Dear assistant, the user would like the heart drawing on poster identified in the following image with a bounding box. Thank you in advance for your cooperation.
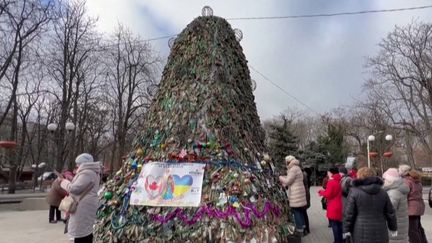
[145,175,163,199]
[172,175,193,197]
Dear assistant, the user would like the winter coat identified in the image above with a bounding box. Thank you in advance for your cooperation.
[343,177,397,243]
[61,162,100,238]
[404,176,425,216]
[383,178,410,243]
[46,179,67,207]
[319,173,343,221]
[279,160,307,208]
[340,175,352,208]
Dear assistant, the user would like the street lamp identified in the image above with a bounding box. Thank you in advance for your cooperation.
[65,122,75,132]
[31,162,46,191]
[385,134,393,142]
[367,135,375,168]
[47,123,58,132]
[48,122,75,133]
[47,121,75,170]
[367,134,393,168]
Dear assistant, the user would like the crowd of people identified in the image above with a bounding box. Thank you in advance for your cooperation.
[44,152,431,243]
[45,153,101,243]
[279,155,432,243]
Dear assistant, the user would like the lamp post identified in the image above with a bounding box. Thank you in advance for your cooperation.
[31,162,46,191]
[367,134,393,169]
[47,122,75,170]
[367,135,375,168]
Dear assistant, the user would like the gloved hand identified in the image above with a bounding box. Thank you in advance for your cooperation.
[390,231,398,237]
[343,232,351,239]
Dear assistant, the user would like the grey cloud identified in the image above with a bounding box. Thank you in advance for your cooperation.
[87,0,432,120]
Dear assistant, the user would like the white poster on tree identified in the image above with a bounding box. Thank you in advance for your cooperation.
[130,162,205,207]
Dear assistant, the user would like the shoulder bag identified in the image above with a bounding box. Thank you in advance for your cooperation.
[59,183,93,213]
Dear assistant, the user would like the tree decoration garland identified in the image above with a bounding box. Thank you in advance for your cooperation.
[150,201,281,227]
[94,8,295,243]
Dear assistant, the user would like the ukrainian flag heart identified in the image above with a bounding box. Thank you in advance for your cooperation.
[172,175,193,197]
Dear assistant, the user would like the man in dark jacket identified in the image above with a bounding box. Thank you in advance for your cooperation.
[429,187,432,208]
[343,167,397,243]
[301,168,311,235]
[339,167,351,209]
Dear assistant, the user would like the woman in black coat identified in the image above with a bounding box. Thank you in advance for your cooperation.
[343,167,397,243]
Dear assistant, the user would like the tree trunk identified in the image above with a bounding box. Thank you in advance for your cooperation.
[8,96,18,194]
[114,132,126,172]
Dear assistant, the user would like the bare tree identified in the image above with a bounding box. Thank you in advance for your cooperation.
[0,0,52,128]
[104,24,159,171]
[45,0,99,170]
[366,21,432,166]
[0,0,52,193]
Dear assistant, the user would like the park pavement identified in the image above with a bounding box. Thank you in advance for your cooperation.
[0,187,430,243]
[303,187,432,243]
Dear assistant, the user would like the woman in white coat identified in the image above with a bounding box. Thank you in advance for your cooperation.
[60,153,100,243]
[279,155,307,234]
[382,168,409,243]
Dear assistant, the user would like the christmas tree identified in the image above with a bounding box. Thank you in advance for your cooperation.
[94,7,294,243]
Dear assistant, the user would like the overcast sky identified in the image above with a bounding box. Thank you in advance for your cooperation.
[85,0,432,120]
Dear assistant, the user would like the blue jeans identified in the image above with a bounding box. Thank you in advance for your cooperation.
[329,220,344,243]
[291,207,305,231]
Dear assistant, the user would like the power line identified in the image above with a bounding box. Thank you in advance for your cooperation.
[137,34,177,43]
[249,65,319,114]
[227,5,432,20]
[72,5,432,47]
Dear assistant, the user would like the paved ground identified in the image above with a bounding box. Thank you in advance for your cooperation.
[0,187,430,242]
[303,187,432,243]
[0,210,70,243]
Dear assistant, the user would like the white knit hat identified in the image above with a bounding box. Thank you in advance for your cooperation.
[285,155,296,163]
[398,164,411,176]
[383,168,400,182]
[75,153,95,164]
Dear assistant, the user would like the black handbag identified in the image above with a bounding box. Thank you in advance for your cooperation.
[321,197,327,210]
[64,218,69,234]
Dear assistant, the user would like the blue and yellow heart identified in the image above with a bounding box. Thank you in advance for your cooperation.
[172,175,193,197]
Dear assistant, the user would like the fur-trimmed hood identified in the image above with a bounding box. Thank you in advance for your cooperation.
[287,159,300,169]
[76,162,101,174]
[352,176,383,195]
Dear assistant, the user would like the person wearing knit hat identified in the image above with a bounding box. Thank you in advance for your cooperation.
[398,164,411,177]
[59,153,100,242]
[383,168,409,243]
[339,167,352,209]
[319,167,343,243]
[383,168,401,182]
[279,154,307,235]
[405,170,428,243]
